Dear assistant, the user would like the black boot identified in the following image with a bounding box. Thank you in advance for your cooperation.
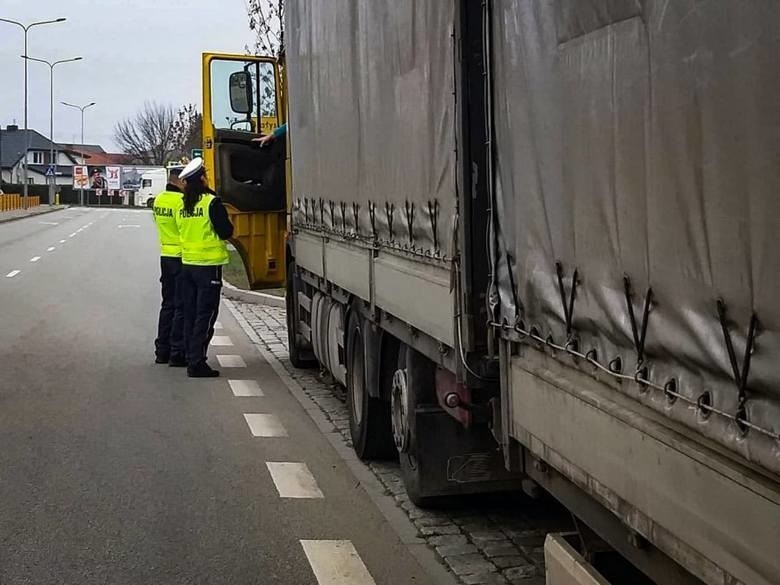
[168,355,187,368]
[155,354,169,364]
[187,362,220,378]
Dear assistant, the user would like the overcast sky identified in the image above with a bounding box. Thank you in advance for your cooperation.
[0,0,254,150]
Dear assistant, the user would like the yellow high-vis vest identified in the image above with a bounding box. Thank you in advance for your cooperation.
[177,193,229,266]
[153,190,184,258]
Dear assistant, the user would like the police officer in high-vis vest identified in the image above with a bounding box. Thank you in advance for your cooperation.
[176,158,234,378]
[153,168,186,367]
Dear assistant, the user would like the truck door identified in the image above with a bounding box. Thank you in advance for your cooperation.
[202,52,286,289]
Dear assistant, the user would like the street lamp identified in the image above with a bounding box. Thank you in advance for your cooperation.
[0,17,66,208]
[61,101,96,206]
[23,55,82,205]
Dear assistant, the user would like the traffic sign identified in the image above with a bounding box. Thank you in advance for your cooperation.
[191,148,203,159]
[45,165,56,177]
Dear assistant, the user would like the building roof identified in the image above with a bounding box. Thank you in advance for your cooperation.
[0,127,58,168]
[84,152,138,165]
[58,143,105,155]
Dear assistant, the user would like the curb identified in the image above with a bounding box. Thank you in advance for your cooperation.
[0,205,70,225]
[221,280,285,307]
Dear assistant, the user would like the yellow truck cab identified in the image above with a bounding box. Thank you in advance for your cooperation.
[201,52,287,289]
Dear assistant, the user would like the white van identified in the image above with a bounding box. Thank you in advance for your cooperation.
[136,164,185,207]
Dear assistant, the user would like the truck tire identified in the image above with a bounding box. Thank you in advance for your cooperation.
[346,310,395,459]
[286,261,316,369]
[392,344,438,507]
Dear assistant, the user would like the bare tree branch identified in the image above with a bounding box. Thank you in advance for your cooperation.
[113,102,179,165]
[246,0,284,57]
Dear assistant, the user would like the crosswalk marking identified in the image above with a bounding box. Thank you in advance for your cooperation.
[210,336,234,346]
[300,540,376,585]
[228,379,264,397]
[5,270,20,278]
[266,462,323,498]
[243,413,287,437]
[216,354,246,368]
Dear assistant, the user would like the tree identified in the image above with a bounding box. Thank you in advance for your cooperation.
[247,0,284,57]
[114,102,178,165]
[171,104,202,160]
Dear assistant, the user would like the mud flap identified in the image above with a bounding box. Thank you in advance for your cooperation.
[404,405,523,499]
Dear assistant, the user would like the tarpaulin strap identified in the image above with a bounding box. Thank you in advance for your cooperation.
[385,202,395,240]
[339,201,347,231]
[623,276,653,366]
[318,198,325,224]
[352,203,360,234]
[716,300,758,425]
[404,201,415,245]
[368,202,377,237]
[555,262,578,338]
[428,200,440,251]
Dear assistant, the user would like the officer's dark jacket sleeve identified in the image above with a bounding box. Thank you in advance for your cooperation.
[208,197,234,240]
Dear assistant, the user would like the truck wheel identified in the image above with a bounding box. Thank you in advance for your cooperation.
[392,344,437,507]
[286,261,316,369]
[346,310,395,459]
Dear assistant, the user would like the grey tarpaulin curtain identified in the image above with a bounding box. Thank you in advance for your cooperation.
[285,0,456,261]
[492,0,780,474]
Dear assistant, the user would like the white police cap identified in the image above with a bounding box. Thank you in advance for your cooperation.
[179,157,204,180]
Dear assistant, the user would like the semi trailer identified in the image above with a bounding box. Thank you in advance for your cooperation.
[205,1,780,584]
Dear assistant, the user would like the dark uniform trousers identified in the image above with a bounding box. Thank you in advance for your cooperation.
[180,265,222,367]
[155,256,184,360]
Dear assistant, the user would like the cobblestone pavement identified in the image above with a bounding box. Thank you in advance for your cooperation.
[234,301,573,585]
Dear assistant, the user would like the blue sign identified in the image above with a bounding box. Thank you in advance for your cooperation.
[45,165,56,177]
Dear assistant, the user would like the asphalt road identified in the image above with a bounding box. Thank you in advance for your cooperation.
[0,207,439,585]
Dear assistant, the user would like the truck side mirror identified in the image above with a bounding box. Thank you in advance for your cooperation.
[229,71,253,114]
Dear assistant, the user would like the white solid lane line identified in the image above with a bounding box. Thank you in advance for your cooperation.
[29,256,40,263]
[6,270,20,278]
[266,462,324,499]
[47,247,56,252]
[216,354,246,368]
[210,336,234,347]
[228,379,264,397]
[300,540,376,585]
[243,413,287,437]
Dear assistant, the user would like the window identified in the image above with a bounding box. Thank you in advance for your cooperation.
[210,58,277,134]
[142,179,152,188]
[32,151,43,164]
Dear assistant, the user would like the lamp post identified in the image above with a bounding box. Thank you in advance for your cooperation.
[23,55,82,205]
[61,101,95,206]
[0,17,66,208]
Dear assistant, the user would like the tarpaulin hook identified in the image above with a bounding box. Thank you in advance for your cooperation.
[623,276,653,365]
[716,299,758,424]
[555,262,578,338]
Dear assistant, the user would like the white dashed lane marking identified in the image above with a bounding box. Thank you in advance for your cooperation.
[5,270,20,278]
[243,413,287,437]
[69,233,76,238]
[210,336,233,347]
[59,239,66,243]
[214,321,224,329]
[29,256,40,263]
[47,247,56,252]
[38,221,59,225]
[266,462,323,499]
[228,379,264,397]
[300,540,376,585]
[216,355,246,368]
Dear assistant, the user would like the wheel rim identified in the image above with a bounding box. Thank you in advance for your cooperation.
[391,367,410,453]
[350,333,364,427]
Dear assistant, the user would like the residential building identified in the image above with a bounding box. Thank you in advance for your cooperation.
[0,125,79,185]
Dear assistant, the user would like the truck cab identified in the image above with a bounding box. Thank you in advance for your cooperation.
[201,52,287,289]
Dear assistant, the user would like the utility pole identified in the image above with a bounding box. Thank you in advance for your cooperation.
[23,55,82,205]
[61,101,95,206]
[0,17,66,208]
